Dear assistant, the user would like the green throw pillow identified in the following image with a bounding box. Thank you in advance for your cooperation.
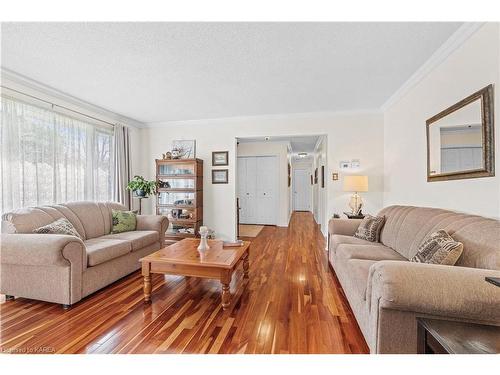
[111,210,137,233]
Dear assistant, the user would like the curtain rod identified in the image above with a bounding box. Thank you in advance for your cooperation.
[1,85,116,127]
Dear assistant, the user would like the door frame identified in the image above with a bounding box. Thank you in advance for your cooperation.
[236,154,280,226]
[292,168,312,212]
[234,134,328,242]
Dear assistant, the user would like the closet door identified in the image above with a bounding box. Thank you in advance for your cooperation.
[256,156,278,225]
[238,156,258,224]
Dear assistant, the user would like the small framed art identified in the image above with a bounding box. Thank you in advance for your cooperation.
[212,151,229,166]
[172,140,196,159]
[212,169,228,184]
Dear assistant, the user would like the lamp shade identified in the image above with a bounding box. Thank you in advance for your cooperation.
[343,175,368,192]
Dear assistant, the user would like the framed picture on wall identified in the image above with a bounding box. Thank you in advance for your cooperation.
[212,169,228,184]
[321,166,325,188]
[314,168,318,184]
[172,140,196,159]
[288,163,291,187]
[310,175,313,185]
[212,151,229,166]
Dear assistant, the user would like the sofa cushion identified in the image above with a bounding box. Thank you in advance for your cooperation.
[63,201,108,240]
[330,234,383,255]
[101,230,159,251]
[85,238,132,266]
[111,209,137,233]
[2,207,60,234]
[345,259,377,301]
[354,214,385,242]
[33,218,83,240]
[377,205,500,270]
[337,243,406,262]
[411,230,463,265]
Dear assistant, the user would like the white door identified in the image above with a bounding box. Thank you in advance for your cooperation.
[237,156,278,225]
[238,157,257,223]
[293,169,311,211]
[256,156,278,224]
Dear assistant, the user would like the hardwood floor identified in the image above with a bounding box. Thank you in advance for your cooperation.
[0,212,368,354]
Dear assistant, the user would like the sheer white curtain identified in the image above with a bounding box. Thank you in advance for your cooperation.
[0,96,114,214]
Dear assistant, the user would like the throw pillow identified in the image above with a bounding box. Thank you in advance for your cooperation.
[354,214,385,242]
[411,230,463,266]
[111,209,137,233]
[33,218,82,239]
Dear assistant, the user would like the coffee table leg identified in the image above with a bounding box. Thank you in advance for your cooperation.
[221,270,232,310]
[221,283,231,309]
[243,249,250,279]
[142,262,152,303]
[144,276,152,303]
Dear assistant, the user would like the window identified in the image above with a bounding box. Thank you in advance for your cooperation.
[0,96,114,213]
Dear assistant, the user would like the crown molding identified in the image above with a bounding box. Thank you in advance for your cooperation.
[1,68,146,128]
[144,108,382,128]
[381,22,485,112]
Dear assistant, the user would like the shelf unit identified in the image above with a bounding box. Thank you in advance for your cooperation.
[155,158,203,242]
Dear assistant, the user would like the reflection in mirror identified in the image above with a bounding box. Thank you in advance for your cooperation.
[428,99,483,175]
[426,84,494,182]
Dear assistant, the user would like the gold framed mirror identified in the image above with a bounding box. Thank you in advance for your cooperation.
[426,84,495,182]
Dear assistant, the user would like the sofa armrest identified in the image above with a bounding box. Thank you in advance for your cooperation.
[136,215,169,245]
[328,218,362,236]
[369,260,500,323]
[1,233,86,304]
[0,233,86,268]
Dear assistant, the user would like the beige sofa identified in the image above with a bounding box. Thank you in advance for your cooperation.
[329,205,500,354]
[1,201,168,308]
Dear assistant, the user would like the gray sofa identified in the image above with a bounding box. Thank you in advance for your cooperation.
[1,201,168,308]
[329,205,500,354]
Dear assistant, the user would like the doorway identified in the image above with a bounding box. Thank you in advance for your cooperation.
[293,169,311,211]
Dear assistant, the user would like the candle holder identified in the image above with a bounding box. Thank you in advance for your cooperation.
[197,226,210,256]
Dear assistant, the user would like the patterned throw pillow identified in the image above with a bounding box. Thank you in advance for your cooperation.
[111,209,137,234]
[411,230,463,265]
[33,218,82,239]
[354,214,385,242]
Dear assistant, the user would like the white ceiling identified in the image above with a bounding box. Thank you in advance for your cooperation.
[1,22,462,124]
[238,135,320,153]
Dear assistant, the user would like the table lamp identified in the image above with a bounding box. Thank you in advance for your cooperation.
[343,175,368,215]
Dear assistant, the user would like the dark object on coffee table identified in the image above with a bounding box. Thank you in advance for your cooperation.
[485,277,500,287]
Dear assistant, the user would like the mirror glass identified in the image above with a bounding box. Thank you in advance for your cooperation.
[428,99,483,176]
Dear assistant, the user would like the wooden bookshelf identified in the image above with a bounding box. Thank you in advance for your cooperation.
[155,158,203,242]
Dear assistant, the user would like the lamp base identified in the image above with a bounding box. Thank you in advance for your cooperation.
[348,193,363,215]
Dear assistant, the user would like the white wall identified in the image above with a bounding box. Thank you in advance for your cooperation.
[383,23,500,218]
[236,141,290,227]
[140,111,385,241]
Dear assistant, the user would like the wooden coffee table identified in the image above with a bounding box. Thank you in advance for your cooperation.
[139,239,251,310]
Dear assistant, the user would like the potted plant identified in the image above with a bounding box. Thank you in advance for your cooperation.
[126,175,157,197]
